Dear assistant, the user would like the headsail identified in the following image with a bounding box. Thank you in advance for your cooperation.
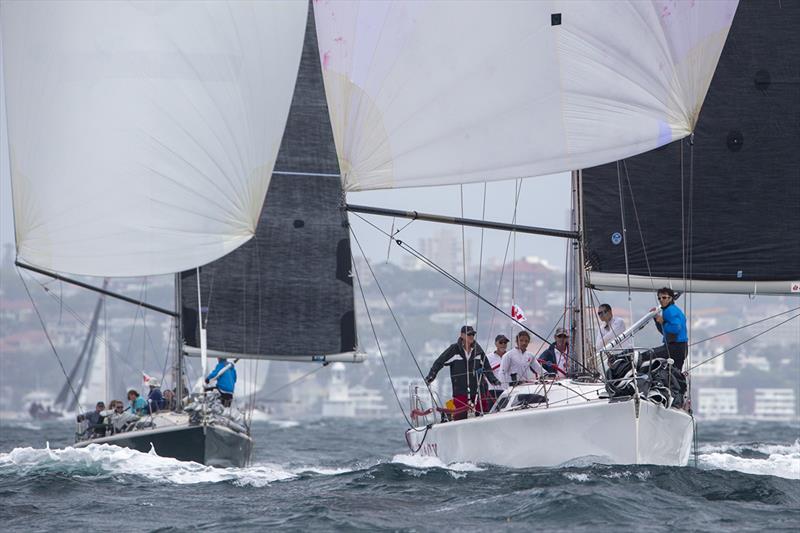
[583,1,800,294]
[314,0,737,191]
[1,1,306,277]
[181,6,359,363]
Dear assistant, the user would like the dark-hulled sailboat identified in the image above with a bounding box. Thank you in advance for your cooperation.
[3,2,360,467]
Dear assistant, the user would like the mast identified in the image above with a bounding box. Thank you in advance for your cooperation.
[173,273,184,410]
[570,170,587,372]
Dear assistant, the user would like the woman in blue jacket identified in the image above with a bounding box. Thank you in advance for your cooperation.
[648,287,688,369]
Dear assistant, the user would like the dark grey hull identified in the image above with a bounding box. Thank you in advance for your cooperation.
[75,423,252,468]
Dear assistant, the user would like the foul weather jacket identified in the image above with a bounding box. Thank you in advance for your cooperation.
[426,340,500,397]
[655,302,688,344]
[207,360,237,394]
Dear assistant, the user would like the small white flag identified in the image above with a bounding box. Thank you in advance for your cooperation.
[511,303,527,322]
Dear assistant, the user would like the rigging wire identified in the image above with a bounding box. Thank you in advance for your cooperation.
[689,305,800,346]
[17,268,84,413]
[460,184,469,328]
[349,226,439,405]
[259,363,329,402]
[686,311,800,372]
[475,182,488,334]
[349,239,418,428]
[351,212,598,377]
[484,179,524,348]
[29,273,142,376]
[616,161,635,324]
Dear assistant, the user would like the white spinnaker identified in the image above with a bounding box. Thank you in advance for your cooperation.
[1,1,306,277]
[314,0,737,192]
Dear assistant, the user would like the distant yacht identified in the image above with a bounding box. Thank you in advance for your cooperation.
[322,363,388,419]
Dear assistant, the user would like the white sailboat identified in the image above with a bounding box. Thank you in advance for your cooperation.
[311,0,746,467]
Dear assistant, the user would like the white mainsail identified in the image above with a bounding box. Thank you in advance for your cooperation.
[1,1,307,277]
[314,0,737,191]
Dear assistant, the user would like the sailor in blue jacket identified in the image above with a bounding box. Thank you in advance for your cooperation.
[647,287,688,369]
[206,357,237,407]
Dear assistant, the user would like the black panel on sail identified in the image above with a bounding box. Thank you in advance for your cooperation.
[181,4,356,359]
[582,2,800,283]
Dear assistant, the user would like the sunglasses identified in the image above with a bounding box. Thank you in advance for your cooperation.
[658,296,671,300]
[597,310,608,316]
[497,340,508,344]
[466,332,476,336]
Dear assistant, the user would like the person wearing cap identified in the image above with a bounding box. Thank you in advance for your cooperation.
[595,304,629,352]
[500,331,544,386]
[540,327,570,379]
[485,334,510,408]
[146,377,165,413]
[425,325,501,420]
[77,401,107,438]
[645,287,688,369]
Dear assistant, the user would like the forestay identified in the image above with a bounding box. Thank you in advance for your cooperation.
[181,7,358,363]
[583,1,800,294]
[1,1,306,277]
[314,0,738,192]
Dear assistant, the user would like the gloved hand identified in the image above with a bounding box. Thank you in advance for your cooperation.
[424,376,434,385]
[204,378,209,384]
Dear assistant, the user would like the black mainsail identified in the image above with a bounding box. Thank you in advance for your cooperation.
[181,5,358,362]
[582,1,800,294]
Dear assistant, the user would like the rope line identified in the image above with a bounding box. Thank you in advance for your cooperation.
[17,268,84,413]
[349,226,437,404]
[689,306,800,347]
[687,311,800,372]
[259,363,328,401]
[350,239,417,428]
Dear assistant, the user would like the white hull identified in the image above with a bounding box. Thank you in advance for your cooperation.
[407,381,693,467]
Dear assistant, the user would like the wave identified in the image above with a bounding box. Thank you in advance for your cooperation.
[0,443,354,487]
[694,439,799,480]
[390,453,484,474]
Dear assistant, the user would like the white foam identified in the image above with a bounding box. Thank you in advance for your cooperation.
[266,420,301,429]
[0,444,302,487]
[697,440,800,456]
[391,453,484,472]
[699,451,800,480]
[564,472,590,482]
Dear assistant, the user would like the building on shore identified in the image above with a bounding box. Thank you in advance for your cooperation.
[696,388,738,420]
[753,388,796,421]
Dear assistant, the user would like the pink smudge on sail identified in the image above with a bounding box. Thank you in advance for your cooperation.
[322,51,331,71]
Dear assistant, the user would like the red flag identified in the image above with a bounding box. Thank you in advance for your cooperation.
[511,303,527,322]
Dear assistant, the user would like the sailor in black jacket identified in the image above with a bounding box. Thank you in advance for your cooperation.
[425,325,501,419]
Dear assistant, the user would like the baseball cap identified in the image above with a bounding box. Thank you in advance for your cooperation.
[460,325,476,335]
[555,327,569,337]
[495,334,509,343]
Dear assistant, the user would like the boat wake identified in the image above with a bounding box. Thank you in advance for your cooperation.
[0,443,353,487]
[390,453,484,476]
[697,440,800,480]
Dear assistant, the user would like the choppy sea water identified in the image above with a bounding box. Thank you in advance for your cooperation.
[1,417,798,532]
